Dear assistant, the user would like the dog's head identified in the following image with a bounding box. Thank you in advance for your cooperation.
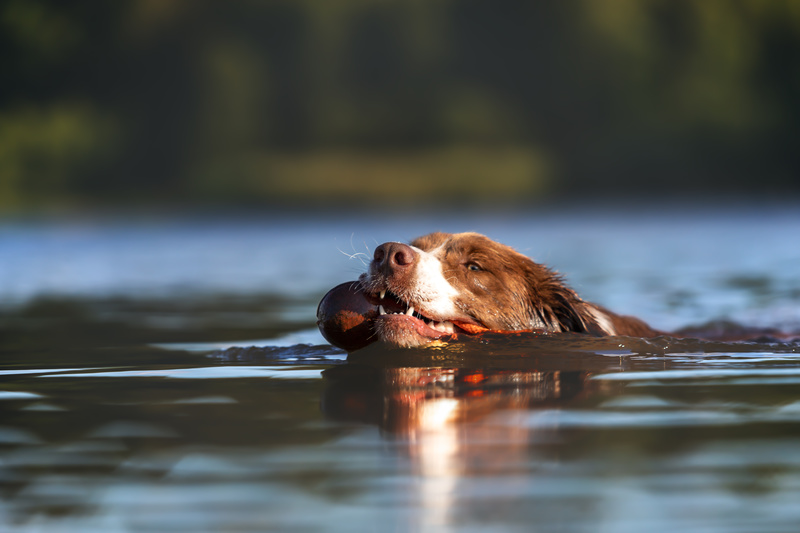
[358,232,597,347]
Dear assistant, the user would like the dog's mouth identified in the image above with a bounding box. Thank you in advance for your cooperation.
[365,289,488,344]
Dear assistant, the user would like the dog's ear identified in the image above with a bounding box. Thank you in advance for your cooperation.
[550,291,608,335]
[550,289,596,334]
[522,263,604,334]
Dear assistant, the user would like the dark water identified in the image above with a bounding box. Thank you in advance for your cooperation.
[2,203,800,532]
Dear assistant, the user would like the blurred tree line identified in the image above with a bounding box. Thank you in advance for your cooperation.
[1,0,799,210]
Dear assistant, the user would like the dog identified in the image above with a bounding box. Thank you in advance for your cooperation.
[358,232,662,347]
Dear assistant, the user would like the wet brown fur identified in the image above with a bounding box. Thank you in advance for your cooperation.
[410,232,662,337]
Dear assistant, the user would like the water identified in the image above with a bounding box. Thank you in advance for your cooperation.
[1,202,800,532]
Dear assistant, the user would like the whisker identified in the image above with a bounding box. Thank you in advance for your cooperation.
[330,233,374,267]
[354,233,370,259]
[337,247,371,266]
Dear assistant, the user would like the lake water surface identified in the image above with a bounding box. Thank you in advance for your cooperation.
[1,202,800,532]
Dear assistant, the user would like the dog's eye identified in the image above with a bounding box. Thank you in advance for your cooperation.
[466,263,482,272]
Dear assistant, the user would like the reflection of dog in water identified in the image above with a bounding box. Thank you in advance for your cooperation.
[321,365,595,527]
[322,365,589,435]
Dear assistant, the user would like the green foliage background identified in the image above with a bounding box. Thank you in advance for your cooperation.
[2,0,799,209]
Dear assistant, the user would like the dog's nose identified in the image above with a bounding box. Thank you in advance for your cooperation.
[373,242,417,274]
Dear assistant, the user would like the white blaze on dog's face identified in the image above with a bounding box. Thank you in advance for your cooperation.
[393,242,461,317]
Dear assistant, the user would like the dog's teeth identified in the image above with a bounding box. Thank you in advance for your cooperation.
[432,321,455,333]
[406,306,415,316]
[379,290,386,300]
[379,305,386,315]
